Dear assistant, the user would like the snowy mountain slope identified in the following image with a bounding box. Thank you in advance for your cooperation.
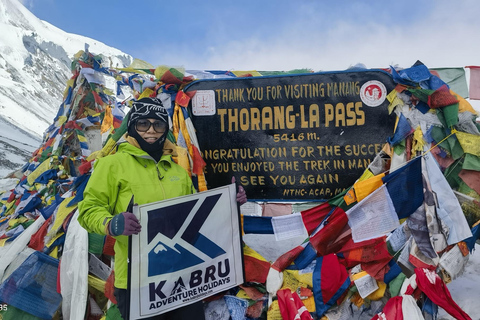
[0,0,133,177]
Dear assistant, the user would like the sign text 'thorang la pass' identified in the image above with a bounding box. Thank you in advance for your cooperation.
[185,70,396,200]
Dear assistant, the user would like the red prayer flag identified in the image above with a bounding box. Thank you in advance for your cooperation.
[414,268,471,320]
[301,202,332,234]
[176,90,191,107]
[309,207,350,256]
[466,66,480,100]
[427,84,459,108]
[243,254,270,283]
[459,169,480,195]
[277,289,313,320]
[371,296,403,320]
[272,244,306,271]
[191,145,207,175]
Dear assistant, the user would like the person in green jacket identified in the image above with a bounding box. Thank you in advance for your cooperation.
[78,97,246,320]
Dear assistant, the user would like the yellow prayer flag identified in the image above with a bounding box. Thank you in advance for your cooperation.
[235,289,250,300]
[283,269,313,289]
[243,244,268,262]
[88,275,106,293]
[197,172,208,192]
[367,281,387,301]
[358,169,374,182]
[27,158,52,185]
[73,50,84,59]
[57,115,68,125]
[456,131,480,157]
[101,106,113,134]
[117,58,154,74]
[353,173,386,202]
[303,296,316,313]
[231,70,262,77]
[77,134,88,143]
[45,196,76,239]
[49,246,59,259]
[46,231,65,248]
[267,300,283,320]
[154,65,170,80]
[63,78,75,98]
[174,146,191,177]
[412,126,426,153]
[9,216,27,227]
[344,188,357,205]
[138,88,155,100]
[387,90,403,115]
[453,90,478,115]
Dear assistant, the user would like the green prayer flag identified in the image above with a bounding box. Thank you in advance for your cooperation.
[430,68,469,98]
[462,154,480,172]
[444,158,464,189]
[441,103,459,127]
[388,273,407,297]
[409,88,435,103]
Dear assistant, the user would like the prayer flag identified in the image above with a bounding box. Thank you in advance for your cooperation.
[427,85,459,108]
[243,245,270,283]
[424,154,472,244]
[383,157,423,219]
[346,185,399,242]
[414,268,472,320]
[430,68,469,98]
[277,289,313,320]
[459,169,480,197]
[312,254,350,317]
[371,296,403,320]
[353,173,385,202]
[456,131,480,157]
[387,113,413,146]
[300,202,332,235]
[466,66,480,100]
[309,207,350,255]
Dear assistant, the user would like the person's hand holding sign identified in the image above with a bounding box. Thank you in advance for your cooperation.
[108,212,142,236]
[232,176,247,205]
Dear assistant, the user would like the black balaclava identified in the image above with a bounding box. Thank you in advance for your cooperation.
[127,97,169,162]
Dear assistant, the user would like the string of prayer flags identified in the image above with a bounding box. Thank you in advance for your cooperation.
[2,48,480,320]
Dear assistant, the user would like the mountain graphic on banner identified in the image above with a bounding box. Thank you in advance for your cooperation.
[147,195,226,276]
[148,241,204,276]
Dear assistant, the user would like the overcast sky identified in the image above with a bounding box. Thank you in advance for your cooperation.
[21,0,480,73]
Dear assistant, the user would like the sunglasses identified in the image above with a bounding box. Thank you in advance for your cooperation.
[135,119,167,133]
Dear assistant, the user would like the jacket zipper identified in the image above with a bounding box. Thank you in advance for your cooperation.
[155,165,167,199]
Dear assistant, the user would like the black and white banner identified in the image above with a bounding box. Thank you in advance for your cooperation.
[128,184,244,319]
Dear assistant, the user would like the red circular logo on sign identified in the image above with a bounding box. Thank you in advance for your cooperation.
[360,80,387,107]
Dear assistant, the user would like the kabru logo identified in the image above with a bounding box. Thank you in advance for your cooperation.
[146,194,226,276]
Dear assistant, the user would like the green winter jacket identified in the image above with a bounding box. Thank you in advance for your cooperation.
[78,137,194,289]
